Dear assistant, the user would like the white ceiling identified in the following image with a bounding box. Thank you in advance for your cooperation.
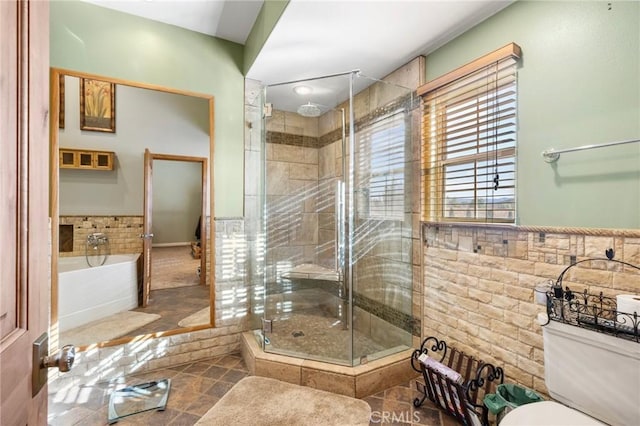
[87,0,514,112]
[86,0,265,45]
[250,0,513,112]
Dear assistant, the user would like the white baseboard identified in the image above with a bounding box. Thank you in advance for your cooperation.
[152,242,191,248]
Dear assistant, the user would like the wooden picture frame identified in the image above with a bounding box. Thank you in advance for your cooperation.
[80,78,115,132]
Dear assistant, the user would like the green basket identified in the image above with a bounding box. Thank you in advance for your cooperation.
[484,383,544,415]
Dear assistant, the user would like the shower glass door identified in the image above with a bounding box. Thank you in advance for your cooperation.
[262,73,353,365]
[261,71,414,366]
[350,73,415,363]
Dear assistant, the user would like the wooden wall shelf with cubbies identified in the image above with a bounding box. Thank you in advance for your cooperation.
[59,148,115,170]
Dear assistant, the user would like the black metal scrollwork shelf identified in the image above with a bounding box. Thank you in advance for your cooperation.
[542,250,640,343]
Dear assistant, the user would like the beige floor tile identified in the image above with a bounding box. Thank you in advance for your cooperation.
[49,355,448,426]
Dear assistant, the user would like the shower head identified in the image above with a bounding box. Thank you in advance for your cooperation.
[297,102,322,117]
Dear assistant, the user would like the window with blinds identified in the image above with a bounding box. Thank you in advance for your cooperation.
[421,45,520,223]
[356,110,407,220]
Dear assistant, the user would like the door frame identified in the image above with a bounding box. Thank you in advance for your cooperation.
[49,68,216,350]
[142,151,208,307]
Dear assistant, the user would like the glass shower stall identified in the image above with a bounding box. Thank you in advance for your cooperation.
[258,71,414,366]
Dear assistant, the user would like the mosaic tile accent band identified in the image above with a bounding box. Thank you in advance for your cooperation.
[269,92,418,149]
[266,131,318,148]
[354,292,420,337]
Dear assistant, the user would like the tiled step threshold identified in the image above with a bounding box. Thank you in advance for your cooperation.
[240,331,417,398]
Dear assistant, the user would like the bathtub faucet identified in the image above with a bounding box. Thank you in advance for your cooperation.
[85,233,110,268]
[87,233,108,246]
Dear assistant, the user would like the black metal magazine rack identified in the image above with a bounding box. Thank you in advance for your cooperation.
[411,336,503,426]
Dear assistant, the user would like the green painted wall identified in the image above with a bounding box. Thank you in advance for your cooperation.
[58,76,210,217]
[243,0,289,75]
[50,1,245,218]
[426,1,640,229]
[153,160,203,244]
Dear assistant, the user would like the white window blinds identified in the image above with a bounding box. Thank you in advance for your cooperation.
[422,50,519,223]
[356,110,407,220]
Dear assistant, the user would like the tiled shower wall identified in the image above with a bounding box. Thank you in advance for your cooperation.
[422,224,640,396]
[262,58,426,345]
[264,108,344,271]
[339,60,424,342]
[265,124,321,274]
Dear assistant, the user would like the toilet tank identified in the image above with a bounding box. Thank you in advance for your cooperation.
[543,319,640,426]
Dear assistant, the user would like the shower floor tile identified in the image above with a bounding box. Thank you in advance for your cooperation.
[263,287,401,363]
[265,307,387,363]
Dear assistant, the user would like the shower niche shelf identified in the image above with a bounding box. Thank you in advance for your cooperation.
[59,148,114,170]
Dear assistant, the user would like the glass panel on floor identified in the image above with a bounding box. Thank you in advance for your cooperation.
[107,379,171,424]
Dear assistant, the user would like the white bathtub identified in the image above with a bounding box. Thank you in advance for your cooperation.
[58,254,140,332]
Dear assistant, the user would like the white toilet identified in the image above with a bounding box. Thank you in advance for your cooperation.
[500,400,605,425]
[500,316,640,426]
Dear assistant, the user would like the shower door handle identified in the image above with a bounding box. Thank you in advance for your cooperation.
[335,180,344,273]
[139,233,154,239]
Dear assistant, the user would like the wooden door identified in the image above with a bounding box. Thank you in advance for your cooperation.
[142,149,154,307]
[142,151,208,306]
[0,1,51,424]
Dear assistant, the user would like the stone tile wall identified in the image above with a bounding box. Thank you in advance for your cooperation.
[213,218,250,327]
[58,215,144,257]
[316,132,341,269]
[59,214,213,285]
[341,59,424,343]
[265,140,321,276]
[422,223,640,395]
[263,58,426,347]
[51,324,243,389]
[265,100,322,278]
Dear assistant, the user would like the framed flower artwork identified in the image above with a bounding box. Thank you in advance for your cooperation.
[80,78,115,132]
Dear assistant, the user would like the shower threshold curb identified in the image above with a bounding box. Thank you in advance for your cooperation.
[240,331,417,398]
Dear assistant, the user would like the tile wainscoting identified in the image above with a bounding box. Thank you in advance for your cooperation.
[422,223,640,395]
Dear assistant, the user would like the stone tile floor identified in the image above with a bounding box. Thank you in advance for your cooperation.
[48,353,457,426]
